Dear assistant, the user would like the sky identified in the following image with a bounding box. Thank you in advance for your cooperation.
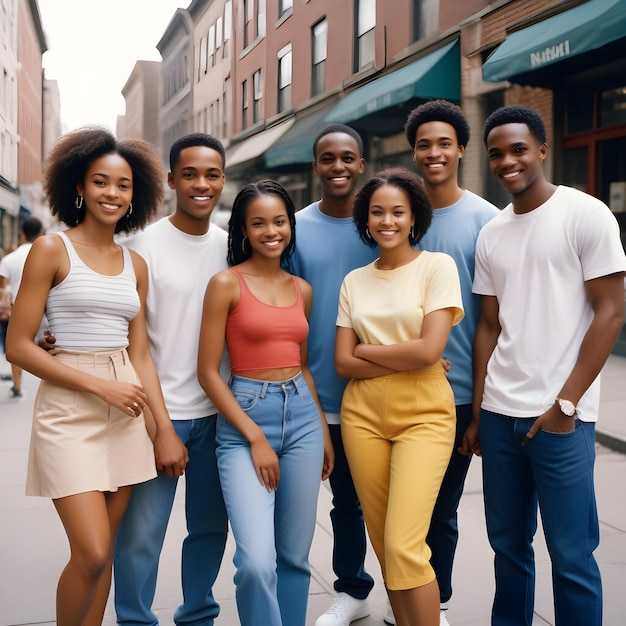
[38,0,186,133]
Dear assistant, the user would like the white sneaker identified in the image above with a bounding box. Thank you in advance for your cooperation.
[315,593,371,625]
[383,599,396,624]
[440,610,451,626]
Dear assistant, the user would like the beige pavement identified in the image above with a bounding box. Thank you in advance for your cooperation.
[1,354,626,625]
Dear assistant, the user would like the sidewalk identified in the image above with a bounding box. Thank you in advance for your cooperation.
[1,353,626,626]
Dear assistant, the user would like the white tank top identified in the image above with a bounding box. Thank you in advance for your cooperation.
[46,231,140,350]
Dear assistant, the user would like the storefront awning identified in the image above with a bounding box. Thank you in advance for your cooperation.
[264,108,331,170]
[482,0,626,83]
[226,118,295,169]
[324,39,460,130]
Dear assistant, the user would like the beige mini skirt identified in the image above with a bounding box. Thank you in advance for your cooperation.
[26,349,156,499]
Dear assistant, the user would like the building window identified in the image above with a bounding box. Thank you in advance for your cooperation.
[199,36,207,78]
[223,89,229,138]
[242,79,249,129]
[257,0,266,38]
[311,18,327,97]
[412,0,439,41]
[208,25,216,67]
[224,1,232,56]
[278,43,292,113]
[216,16,223,53]
[356,0,375,70]
[279,0,293,17]
[244,0,253,47]
[253,69,262,123]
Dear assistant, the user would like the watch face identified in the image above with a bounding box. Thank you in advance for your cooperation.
[559,399,576,416]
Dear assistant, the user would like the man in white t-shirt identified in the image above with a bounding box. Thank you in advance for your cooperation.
[0,217,43,397]
[462,106,626,626]
[113,134,230,626]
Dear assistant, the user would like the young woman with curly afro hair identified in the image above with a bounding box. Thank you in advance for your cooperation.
[6,126,188,626]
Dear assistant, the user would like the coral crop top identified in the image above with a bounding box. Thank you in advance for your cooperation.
[225,269,309,374]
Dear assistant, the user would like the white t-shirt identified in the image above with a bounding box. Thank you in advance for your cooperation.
[473,185,626,422]
[126,218,230,421]
[0,243,33,302]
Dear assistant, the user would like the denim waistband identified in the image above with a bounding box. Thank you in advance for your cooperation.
[229,371,307,399]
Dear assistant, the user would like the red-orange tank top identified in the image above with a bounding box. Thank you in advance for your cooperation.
[225,269,309,374]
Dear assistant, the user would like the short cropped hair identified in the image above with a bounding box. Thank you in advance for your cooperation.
[21,217,43,240]
[483,105,547,146]
[404,100,470,149]
[169,133,226,172]
[44,126,164,234]
[353,167,432,247]
[227,180,297,266]
[313,124,364,160]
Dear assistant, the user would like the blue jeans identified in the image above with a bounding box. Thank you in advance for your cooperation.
[427,403,473,604]
[114,417,227,626]
[480,410,602,626]
[328,423,375,599]
[217,372,324,626]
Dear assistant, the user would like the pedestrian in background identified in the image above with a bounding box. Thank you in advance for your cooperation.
[198,180,333,626]
[285,124,379,626]
[335,168,463,626]
[6,127,186,626]
[401,100,499,626]
[464,105,626,626]
[113,133,229,626]
[0,217,45,397]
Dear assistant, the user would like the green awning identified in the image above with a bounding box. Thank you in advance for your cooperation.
[264,108,331,169]
[325,39,460,127]
[483,0,626,83]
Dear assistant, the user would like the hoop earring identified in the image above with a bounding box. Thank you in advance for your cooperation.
[75,196,83,209]
[410,226,416,240]
[127,202,133,216]
[366,227,372,240]
[241,237,248,254]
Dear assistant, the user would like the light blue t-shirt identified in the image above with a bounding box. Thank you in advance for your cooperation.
[285,202,378,415]
[417,190,499,405]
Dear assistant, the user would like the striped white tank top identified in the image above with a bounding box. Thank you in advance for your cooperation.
[46,231,141,350]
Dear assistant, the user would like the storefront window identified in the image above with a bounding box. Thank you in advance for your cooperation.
[600,87,626,127]
[561,146,588,193]
[565,90,593,134]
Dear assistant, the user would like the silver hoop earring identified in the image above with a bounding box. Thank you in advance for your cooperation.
[241,237,248,254]
[366,227,372,240]
[75,196,83,209]
[410,226,416,240]
[127,202,133,216]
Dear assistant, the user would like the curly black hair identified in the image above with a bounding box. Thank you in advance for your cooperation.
[404,100,470,149]
[483,105,547,146]
[169,133,226,172]
[227,180,297,266]
[44,126,164,234]
[353,168,432,247]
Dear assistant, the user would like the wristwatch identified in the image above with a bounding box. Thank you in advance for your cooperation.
[555,397,576,417]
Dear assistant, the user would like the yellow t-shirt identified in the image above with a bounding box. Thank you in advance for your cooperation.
[337,251,464,345]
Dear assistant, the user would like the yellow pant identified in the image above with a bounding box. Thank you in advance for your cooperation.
[341,365,455,590]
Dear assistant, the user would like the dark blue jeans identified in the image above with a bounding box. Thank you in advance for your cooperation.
[427,403,473,604]
[480,410,602,626]
[328,424,375,599]
[114,416,228,626]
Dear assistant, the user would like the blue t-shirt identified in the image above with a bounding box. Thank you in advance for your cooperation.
[417,190,499,404]
[285,202,378,414]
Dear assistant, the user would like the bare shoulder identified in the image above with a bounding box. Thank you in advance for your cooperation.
[28,233,66,265]
[295,275,312,297]
[127,248,147,273]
